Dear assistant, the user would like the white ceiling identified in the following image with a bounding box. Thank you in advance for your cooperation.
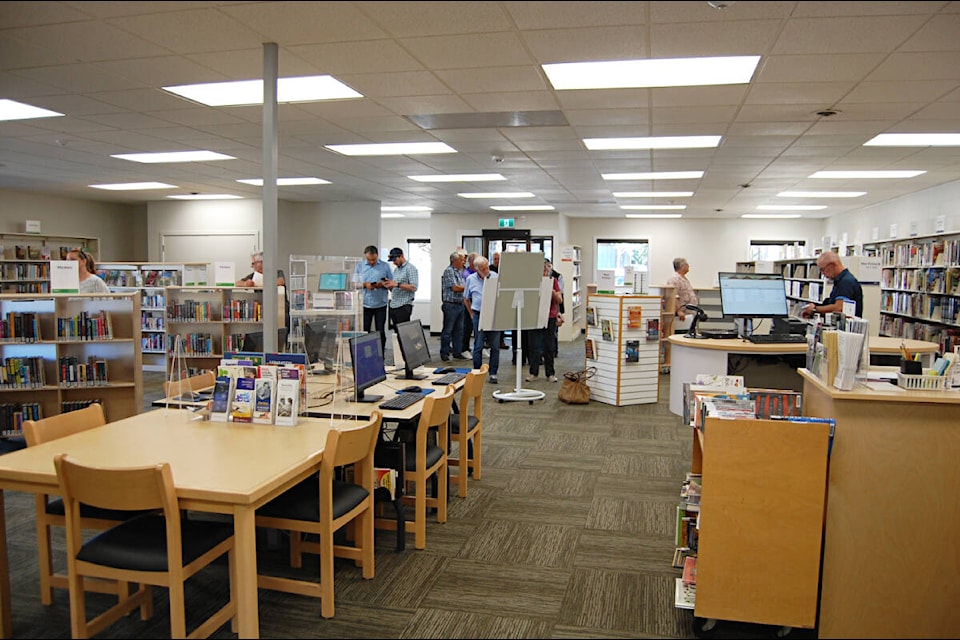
[1,1,959,220]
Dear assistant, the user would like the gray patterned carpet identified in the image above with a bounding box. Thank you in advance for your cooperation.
[2,334,805,638]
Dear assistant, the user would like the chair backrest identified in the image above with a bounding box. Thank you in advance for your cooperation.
[459,364,488,420]
[416,385,456,436]
[22,403,106,447]
[163,370,216,398]
[321,411,382,489]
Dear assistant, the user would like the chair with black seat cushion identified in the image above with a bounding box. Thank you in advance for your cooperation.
[54,453,236,639]
[449,364,487,498]
[255,410,382,618]
[23,404,154,606]
[401,384,455,550]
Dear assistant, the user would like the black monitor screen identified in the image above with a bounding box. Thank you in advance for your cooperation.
[302,320,334,368]
[395,319,430,380]
[241,331,263,353]
[348,331,386,403]
[718,272,789,319]
[318,272,348,291]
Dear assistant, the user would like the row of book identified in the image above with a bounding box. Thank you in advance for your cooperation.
[1,312,40,342]
[168,332,215,356]
[880,238,960,268]
[59,356,109,386]
[142,334,165,351]
[1,356,45,388]
[6,263,50,279]
[224,298,262,322]
[0,401,42,435]
[167,299,217,322]
[9,245,73,260]
[56,311,114,340]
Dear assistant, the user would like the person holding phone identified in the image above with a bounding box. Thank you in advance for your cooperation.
[354,245,392,352]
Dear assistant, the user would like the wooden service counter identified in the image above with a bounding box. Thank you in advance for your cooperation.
[800,369,960,638]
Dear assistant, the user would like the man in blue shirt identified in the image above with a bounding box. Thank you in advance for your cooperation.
[463,255,500,383]
[354,245,392,352]
[801,251,863,318]
[439,250,468,361]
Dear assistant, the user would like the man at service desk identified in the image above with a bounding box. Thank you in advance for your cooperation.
[666,257,698,332]
[800,251,863,319]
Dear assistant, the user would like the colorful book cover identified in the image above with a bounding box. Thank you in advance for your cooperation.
[230,376,255,423]
[252,376,276,424]
[601,319,613,341]
[625,339,640,362]
[682,555,697,586]
[585,338,596,360]
[627,305,643,329]
[586,306,597,327]
[209,375,234,422]
[274,367,301,426]
[646,318,660,340]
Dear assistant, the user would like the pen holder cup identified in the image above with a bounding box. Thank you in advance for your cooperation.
[900,358,922,375]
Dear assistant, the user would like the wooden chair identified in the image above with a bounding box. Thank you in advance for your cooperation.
[255,411,382,618]
[23,404,150,606]
[162,370,216,399]
[54,453,236,639]
[449,364,487,498]
[401,385,455,550]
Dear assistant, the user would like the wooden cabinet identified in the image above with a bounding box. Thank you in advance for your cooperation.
[98,262,209,371]
[584,293,661,405]
[555,245,582,341]
[164,286,265,377]
[0,233,99,294]
[867,232,960,352]
[691,415,829,628]
[0,292,142,435]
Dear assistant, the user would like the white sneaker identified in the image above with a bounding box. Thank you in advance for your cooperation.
[455,352,471,360]
[548,375,558,383]
[525,374,535,382]
[489,375,498,383]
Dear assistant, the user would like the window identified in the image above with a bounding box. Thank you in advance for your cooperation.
[749,240,806,261]
[406,239,431,301]
[596,238,648,286]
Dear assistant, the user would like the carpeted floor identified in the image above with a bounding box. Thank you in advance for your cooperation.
[1,332,812,638]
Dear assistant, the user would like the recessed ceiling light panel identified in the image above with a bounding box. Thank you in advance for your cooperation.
[408,174,505,183]
[543,56,760,90]
[163,75,362,107]
[0,99,64,121]
[585,136,721,150]
[112,151,235,163]
[326,142,456,156]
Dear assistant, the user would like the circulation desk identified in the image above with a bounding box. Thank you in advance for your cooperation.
[665,335,939,417]
[799,369,960,638]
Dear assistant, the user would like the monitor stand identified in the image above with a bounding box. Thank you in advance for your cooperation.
[349,392,383,403]
[395,368,427,381]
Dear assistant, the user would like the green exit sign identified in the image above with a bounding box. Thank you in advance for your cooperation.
[498,217,515,228]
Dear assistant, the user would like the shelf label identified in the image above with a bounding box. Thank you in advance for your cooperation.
[889,224,897,239]
[935,215,946,234]
[215,261,236,287]
[24,219,41,234]
[50,260,79,293]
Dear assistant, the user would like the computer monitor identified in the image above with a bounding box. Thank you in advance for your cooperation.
[394,319,431,380]
[718,272,790,319]
[348,331,386,403]
[241,331,263,353]
[302,320,335,372]
[318,272,348,291]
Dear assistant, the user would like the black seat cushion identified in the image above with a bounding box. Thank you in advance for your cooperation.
[45,497,154,522]
[77,514,233,571]
[405,444,444,472]
[256,480,369,522]
[449,414,479,435]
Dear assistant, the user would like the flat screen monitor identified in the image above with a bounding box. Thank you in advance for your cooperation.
[241,331,263,353]
[348,331,386,403]
[717,272,790,319]
[394,319,431,380]
[318,272,348,291]
[302,320,338,373]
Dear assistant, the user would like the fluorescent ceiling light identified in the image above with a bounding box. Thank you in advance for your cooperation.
[809,170,925,179]
[163,75,362,107]
[602,171,704,181]
[381,213,405,218]
[381,206,432,212]
[237,177,330,186]
[757,205,826,211]
[408,174,505,183]
[742,214,802,219]
[585,136,721,150]
[325,142,455,156]
[778,191,865,198]
[457,192,535,199]
[543,56,760,90]
[614,191,693,198]
[89,182,177,191]
[864,133,960,147]
[0,99,64,121]
[620,205,687,211]
[112,151,235,163]
[625,214,683,219]
[167,194,243,200]
[490,205,555,212]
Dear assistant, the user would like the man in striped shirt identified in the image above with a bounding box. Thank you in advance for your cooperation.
[385,247,418,328]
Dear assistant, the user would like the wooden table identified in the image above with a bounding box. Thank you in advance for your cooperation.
[0,408,355,639]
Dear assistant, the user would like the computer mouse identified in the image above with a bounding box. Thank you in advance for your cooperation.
[438,367,456,374]
[401,385,422,393]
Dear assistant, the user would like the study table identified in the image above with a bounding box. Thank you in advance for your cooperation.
[0,408,352,639]
[665,334,940,416]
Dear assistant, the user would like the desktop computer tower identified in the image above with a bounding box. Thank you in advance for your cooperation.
[774,316,808,335]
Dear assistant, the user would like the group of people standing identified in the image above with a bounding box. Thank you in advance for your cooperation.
[353,245,420,353]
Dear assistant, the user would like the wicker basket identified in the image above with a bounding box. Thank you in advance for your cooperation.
[896,370,949,391]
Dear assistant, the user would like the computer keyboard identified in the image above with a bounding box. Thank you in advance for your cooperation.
[378,392,424,411]
[431,372,466,386]
[747,333,808,344]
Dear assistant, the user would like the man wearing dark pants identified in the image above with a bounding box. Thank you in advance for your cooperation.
[385,247,418,328]
[463,255,500,383]
[354,245,392,353]
[439,250,467,361]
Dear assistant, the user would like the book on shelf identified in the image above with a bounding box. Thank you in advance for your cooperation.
[627,305,643,329]
[209,375,234,422]
[374,467,397,500]
[273,367,302,426]
[601,318,613,341]
[229,376,255,423]
[625,339,639,363]
[646,318,660,340]
[672,546,695,569]
[749,388,803,419]
[674,577,696,610]
[682,555,697,586]
[14,246,25,260]
[585,338,596,360]
[586,306,598,327]
[26,246,41,260]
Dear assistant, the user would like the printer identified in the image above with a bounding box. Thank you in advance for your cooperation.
[774,316,809,335]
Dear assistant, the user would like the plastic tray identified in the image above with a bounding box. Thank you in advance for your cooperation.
[897,370,949,391]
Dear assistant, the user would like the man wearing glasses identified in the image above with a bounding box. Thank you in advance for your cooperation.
[800,251,863,318]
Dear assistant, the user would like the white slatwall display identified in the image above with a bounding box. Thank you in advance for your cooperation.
[585,294,662,406]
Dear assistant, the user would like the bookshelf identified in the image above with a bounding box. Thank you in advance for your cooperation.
[0,233,99,294]
[649,284,676,373]
[554,245,583,341]
[164,286,266,377]
[0,292,143,437]
[98,261,209,371]
[693,288,734,333]
[688,414,829,628]
[866,232,960,353]
[583,293,661,405]
[287,255,362,357]
[775,255,881,334]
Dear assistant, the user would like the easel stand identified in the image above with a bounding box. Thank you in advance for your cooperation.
[493,288,546,404]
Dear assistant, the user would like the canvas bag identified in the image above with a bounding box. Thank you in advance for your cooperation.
[558,367,596,404]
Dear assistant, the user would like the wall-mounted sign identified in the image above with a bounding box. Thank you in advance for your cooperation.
[498,218,515,228]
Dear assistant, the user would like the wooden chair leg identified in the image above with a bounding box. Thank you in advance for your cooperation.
[320,522,335,618]
[34,497,55,606]
[473,431,482,481]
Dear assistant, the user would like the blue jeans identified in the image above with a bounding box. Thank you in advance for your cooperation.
[472,313,500,375]
[440,302,464,358]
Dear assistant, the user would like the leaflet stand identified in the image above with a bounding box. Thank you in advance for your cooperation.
[482,252,552,404]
